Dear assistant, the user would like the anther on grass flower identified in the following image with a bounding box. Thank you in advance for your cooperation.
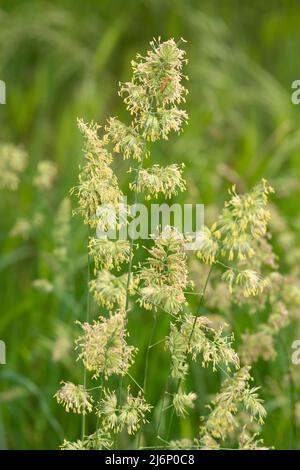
[196,226,220,264]
[167,314,239,376]
[0,143,28,190]
[54,382,93,414]
[166,323,189,379]
[200,367,266,444]
[198,434,220,450]
[96,388,151,435]
[96,389,119,432]
[130,163,186,199]
[139,113,161,141]
[138,284,187,314]
[105,117,148,162]
[173,391,197,417]
[118,388,151,435]
[96,201,128,233]
[88,237,130,271]
[132,38,187,106]
[83,430,113,450]
[60,430,112,450]
[168,439,194,450]
[119,38,188,141]
[75,313,135,379]
[77,119,107,156]
[218,180,274,261]
[241,387,267,425]
[198,180,274,265]
[60,439,86,450]
[138,226,189,314]
[238,428,267,450]
[222,268,269,297]
[71,119,123,228]
[89,270,136,309]
[223,180,274,237]
[158,107,188,139]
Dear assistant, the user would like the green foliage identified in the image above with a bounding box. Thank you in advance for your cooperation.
[1,0,300,450]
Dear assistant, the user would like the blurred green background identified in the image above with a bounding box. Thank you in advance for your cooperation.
[1,0,300,450]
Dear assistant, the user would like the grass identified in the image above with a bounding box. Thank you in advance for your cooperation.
[1,0,300,449]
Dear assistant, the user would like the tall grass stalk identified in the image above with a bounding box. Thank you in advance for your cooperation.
[55,39,277,451]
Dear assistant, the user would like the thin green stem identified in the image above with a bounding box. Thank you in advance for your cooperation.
[149,338,166,349]
[86,386,102,392]
[127,371,144,392]
[115,376,123,450]
[166,264,214,442]
[143,314,157,394]
[95,375,104,449]
[156,381,168,439]
[125,155,145,312]
[137,313,157,448]
[162,404,174,412]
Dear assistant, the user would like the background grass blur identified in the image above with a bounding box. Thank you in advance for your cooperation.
[1,0,300,449]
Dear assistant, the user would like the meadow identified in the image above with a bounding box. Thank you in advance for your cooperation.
[0,0,300,450]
